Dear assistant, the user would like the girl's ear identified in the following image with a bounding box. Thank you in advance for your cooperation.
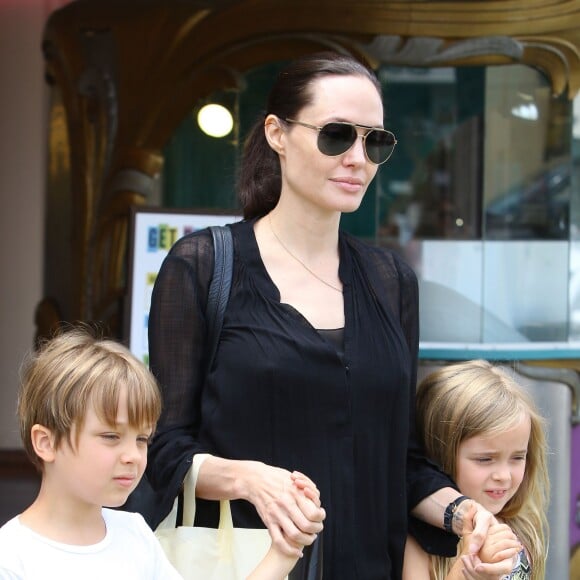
[264,114,285,156]
[30,424,57,463]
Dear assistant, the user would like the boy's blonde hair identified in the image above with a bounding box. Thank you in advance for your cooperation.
[18,327,162,471]
[416,359,550,580]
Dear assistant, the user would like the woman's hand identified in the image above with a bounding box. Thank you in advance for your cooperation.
[452,499,496,556]
[240,461,325,557]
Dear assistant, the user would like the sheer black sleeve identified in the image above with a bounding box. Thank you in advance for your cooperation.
[145,229,215,524]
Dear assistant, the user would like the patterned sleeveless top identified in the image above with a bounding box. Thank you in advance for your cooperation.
[503,548,531,580]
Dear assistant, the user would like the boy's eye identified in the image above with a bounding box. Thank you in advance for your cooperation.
[101,433,119,441]
[137,435,151,445]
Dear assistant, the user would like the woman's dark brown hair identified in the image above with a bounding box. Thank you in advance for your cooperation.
[237,51,382,219]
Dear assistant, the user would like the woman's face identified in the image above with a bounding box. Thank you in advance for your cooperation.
[277,74,384,215]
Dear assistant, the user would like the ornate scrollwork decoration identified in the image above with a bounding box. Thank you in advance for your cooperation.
[361,35,524,67]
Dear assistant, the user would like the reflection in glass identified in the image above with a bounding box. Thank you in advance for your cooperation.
[373,64,576,345]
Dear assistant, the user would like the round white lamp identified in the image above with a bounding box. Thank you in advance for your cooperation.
[197,103,234,138]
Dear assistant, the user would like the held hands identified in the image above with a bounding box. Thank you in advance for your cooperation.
[455,503,520,579]
[242,462,325,557]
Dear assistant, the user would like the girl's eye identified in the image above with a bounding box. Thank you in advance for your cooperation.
[475,457,491,463]
[137,435,151,445]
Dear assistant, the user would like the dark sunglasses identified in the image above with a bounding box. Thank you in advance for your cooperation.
[285,118,397,165]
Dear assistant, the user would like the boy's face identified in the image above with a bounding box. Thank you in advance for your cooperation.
[51,388,152,510]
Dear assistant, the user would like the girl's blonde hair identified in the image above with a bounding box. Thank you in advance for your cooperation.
[416,359,549,580]
[18,327,162,471]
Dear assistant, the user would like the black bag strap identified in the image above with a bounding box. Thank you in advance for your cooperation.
[206,225,234,378]
[175,225,233,529]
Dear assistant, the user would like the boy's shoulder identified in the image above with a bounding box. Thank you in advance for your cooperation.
[0,515,24,542]
[0,516,28,576]
[0,510,164,579]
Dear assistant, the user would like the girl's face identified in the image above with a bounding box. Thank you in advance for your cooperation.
[455,413,531,515]
[277,74,384,216]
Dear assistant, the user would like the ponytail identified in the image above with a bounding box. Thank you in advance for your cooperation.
[237,116,281,219]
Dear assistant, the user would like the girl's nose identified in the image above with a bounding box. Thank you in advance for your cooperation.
[492,465,511,482]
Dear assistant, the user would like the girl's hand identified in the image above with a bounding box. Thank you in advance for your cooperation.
[478,523,520,564]
[291,470,322,507]
[460,552,518,579]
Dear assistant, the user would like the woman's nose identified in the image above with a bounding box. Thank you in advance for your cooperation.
[343,135,367,165]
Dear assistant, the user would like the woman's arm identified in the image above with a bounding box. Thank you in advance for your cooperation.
[411,491,495,555]
[147,232,325,554]
[146,233,214,522]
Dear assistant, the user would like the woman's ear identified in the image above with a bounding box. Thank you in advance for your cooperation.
[264,114,285,155]
[30,424,57,463]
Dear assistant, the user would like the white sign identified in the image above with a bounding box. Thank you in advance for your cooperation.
[127,208,241,363]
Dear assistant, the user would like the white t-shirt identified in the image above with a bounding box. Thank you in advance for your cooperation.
[0,508,182,579]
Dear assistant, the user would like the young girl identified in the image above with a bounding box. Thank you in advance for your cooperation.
[403,359,550,580]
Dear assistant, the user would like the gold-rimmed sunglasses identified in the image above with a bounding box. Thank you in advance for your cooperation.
[285,118,397,165]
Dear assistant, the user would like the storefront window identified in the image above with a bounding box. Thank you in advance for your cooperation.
[371,64,576,347]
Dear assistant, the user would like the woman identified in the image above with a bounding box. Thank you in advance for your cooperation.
[146,51,495,579]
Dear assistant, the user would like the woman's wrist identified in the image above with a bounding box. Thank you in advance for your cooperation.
[443,495,470,535]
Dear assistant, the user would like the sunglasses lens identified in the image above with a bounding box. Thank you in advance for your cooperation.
[366,129,396,164]
[317,123,358,156]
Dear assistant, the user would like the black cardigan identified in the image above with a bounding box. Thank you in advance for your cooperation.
[144,219,458,579]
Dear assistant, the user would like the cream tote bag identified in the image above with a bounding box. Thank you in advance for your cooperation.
[155,454,279,580]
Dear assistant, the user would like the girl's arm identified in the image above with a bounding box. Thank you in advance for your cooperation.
[402,534,432,580]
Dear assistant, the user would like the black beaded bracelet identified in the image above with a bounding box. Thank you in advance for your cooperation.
[443,495,469,534]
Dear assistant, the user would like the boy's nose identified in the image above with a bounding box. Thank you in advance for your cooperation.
[120,442,142,463]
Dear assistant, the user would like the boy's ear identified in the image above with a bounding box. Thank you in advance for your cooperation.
[30,424,57,463]
[264,114,285,156]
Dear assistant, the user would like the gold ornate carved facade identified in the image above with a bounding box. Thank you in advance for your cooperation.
[40,0,580,339]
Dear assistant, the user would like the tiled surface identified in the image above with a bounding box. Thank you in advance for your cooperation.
[0,478,40,526]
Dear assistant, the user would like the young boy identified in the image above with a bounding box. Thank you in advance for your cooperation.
[0,329,316,579]
[0,329,181,579]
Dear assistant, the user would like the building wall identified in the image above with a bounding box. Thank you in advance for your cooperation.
[0,0,65,449]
